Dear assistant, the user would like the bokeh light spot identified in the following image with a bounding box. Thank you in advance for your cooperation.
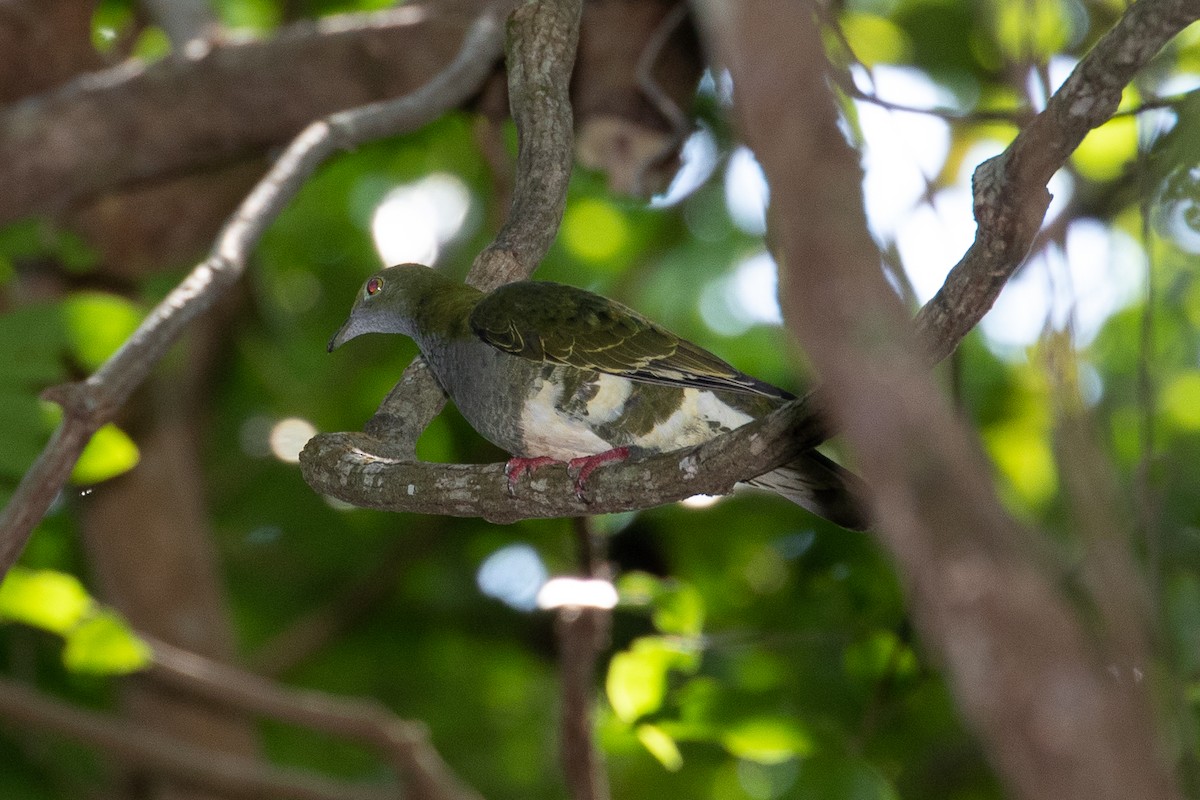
[268,417,316,463]
[562,198,629,263]
[476,544,548,612]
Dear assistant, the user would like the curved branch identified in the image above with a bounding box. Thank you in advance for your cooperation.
[147,637,483,800]
[0,8,509,578]
[301,396,826,521]
[915,0,1200,362]
[0,675,394,800]
[694,0,1191,798]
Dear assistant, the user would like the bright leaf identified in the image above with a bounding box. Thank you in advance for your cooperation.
[652,583,705,636]
[636,724,684,771]
[72,423,140,484]
[721,716,814,764]
[606,636,700,723]
[0,567,92,635]
[63,609,151,675]
[61,292,142,371]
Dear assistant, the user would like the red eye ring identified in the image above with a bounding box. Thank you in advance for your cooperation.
[366,277,383,296]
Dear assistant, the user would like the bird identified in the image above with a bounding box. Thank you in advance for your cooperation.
[328,263,866,529]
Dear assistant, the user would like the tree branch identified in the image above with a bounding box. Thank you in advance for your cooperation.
[301,396,828,521]
[0,675,395,800]
[915,0,1200,363]
[0,8,510,579]
[0,1,497,223]
[146,638,483,800]
[693,2,1188,800]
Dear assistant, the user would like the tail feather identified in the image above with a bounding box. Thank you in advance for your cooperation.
[745,451,868,530]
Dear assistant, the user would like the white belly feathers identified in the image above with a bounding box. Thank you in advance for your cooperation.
[518,371,755,459]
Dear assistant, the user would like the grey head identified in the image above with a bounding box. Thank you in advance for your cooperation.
[327,263,434,352]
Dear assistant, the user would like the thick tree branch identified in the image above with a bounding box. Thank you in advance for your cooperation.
[0,676,394,800]
[301,396,826,521]
[694,2,1187,800]
[146,638,483,800]
[0,8,509,579]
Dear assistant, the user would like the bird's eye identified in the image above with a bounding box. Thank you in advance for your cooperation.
[365,277,383,297]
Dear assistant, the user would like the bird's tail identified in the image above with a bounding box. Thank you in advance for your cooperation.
[744,451,869,530]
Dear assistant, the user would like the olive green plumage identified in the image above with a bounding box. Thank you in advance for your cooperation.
[329,263,866,529]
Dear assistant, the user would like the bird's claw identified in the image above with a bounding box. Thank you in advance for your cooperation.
[504,456,561,497]
[566,447,630,501]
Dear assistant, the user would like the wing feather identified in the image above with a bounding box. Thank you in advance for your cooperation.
[469,281,793,399]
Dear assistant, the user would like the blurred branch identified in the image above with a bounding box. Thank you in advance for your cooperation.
[147,637,484,800]
[0,0,101,102]
[693,3,1187,800]
[0,675,395,800]
[0,1,500,223]
[0,8,510,579]
[139,0,219,45]
[557,518,611,800]
[139,0,216,46]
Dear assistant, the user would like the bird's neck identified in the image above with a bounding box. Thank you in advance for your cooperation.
[409,280,482,343]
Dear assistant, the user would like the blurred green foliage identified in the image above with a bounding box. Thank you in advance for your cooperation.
[1,0,1199,798]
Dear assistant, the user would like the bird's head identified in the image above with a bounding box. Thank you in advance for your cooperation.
[327,264,428,352]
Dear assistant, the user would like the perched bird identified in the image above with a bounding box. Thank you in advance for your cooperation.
[329,264,866,529]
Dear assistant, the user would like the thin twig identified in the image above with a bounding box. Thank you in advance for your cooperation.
[0,675,395,800]
[146,638,483,800]
[0,7,510,579]
[557,518,611,800]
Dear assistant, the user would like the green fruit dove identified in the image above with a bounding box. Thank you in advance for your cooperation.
[329,264,867,529]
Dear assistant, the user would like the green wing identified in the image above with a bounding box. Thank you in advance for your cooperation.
[469,281,793,399]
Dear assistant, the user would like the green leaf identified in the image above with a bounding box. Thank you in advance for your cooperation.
[0,568,93,634]
[62,292,143,371]
[606,637,700,723]
[721,716,814,764]
[652,583,705,636]
[72,423,140,484]
[63,610,151,675]
[635,724,683,771]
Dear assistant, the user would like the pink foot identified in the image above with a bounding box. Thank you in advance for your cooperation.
[567,447,630,499]
[504,456,562,496]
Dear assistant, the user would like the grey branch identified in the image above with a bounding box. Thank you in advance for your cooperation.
[0,8,510,578]
[0,675,395,800]
[140,0,219,46]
